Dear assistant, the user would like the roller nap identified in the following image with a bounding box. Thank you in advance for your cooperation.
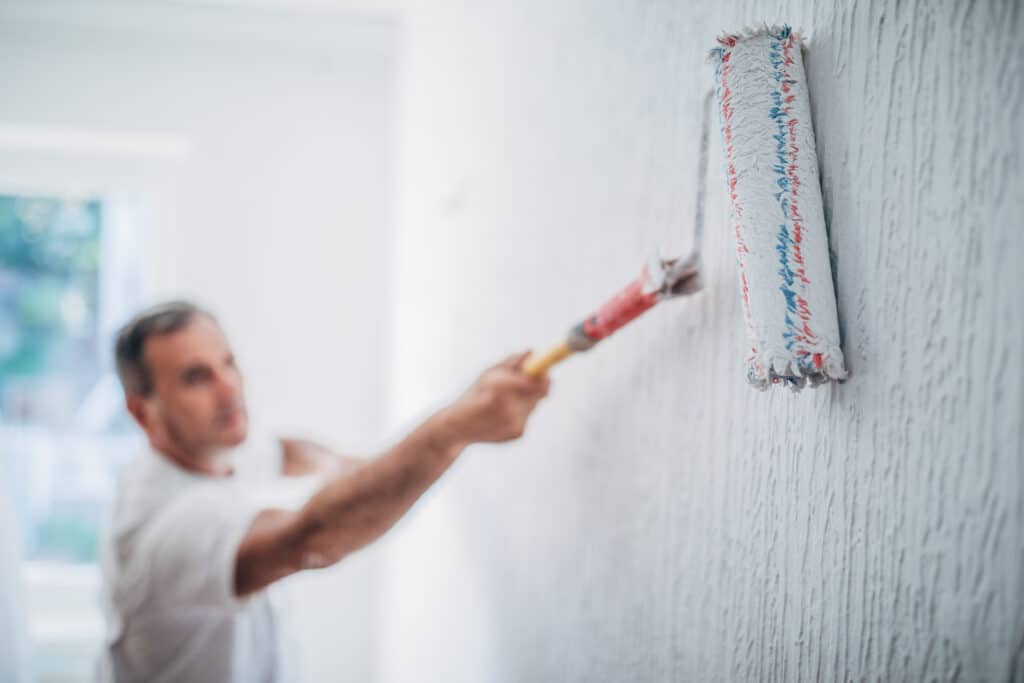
[710,25,848,390]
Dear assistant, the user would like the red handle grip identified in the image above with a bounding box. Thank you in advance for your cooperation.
[580,276,659,342]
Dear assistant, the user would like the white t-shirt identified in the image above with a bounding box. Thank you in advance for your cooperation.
[96,436,319,683]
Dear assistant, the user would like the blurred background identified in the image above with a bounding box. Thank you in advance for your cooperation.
[0,1,398,680]
[1,1,1021,682]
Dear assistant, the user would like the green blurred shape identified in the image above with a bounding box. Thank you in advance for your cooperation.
[34,513,100,564]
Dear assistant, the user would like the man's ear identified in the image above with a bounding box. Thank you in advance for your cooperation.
[125,394,149,430]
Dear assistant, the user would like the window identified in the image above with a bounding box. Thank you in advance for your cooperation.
[0,193,142,681]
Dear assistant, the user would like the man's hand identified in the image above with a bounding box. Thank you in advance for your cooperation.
[234,352,551,597]
[434,352,551,449]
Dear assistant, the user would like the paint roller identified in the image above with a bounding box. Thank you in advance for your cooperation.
[710,25,847,390]
[526,25,847,391]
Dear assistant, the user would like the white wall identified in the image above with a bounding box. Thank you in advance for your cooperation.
[0,456,30,683]
[0,3,398,681]
[384,1,1024,681]
[4,1,1022,681]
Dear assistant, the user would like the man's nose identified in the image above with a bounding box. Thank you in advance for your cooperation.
[213,370,241,403]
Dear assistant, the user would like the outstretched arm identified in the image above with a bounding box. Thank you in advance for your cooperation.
[234,353,549,596]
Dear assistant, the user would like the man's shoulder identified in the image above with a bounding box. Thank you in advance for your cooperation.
[103,450,205,605]
[112,472,253,586]
[113,450,189,520]
[109,449,231,567]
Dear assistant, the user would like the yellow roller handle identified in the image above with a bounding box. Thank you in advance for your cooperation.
[523,341,573,377]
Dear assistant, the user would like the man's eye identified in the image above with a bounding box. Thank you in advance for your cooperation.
[183,369,211,385]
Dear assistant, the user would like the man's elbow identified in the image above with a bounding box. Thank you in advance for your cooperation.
[289,508,360,572]
[235,509,316,596]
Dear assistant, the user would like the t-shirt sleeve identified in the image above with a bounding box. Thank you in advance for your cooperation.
[138,485,263,611]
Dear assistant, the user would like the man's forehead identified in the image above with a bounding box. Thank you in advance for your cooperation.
[144,316,233,368]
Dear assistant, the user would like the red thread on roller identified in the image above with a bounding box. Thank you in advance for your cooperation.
[581,277,658,341]
[718,41,761,374]
[781,35,820,350]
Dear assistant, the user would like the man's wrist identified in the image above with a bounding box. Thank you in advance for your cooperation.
[425,407,472,456]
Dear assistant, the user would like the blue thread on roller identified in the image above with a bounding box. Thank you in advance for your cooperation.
[769,34,802,355]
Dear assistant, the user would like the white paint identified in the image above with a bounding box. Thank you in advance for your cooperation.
[384,1,1023,681]
[711,27,846,390]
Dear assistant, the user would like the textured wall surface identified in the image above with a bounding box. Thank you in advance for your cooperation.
[383,1,1023,681]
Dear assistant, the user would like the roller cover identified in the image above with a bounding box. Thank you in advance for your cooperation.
[710,25,848,391]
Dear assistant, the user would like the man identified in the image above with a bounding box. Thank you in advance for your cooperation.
[97,301,549,682]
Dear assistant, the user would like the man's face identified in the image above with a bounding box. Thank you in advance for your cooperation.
[136,315,248,454]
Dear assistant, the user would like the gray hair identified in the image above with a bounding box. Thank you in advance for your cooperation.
[114,301,213,395]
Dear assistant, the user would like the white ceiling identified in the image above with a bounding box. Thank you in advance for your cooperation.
[0,0,401,58]
[0,0,404,28]
[156,0,404,18]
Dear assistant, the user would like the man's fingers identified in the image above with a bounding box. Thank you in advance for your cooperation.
[524,374,550,398]
[492,368,549,397]
[493,352,549,393]
[499,351,532,371]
